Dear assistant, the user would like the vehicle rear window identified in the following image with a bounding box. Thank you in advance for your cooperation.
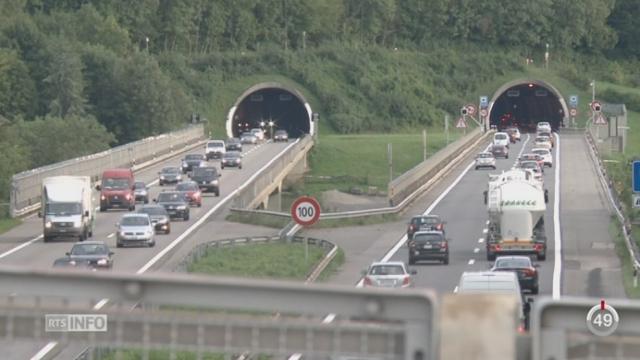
[495,134,507,140]
[176,183,198,191]
[496,258,530,268]
[186,154,203,160]
[532,150,548,155]
[413,233,443,243]
[477,153,493,158]
[413,217,439,225]
[139,207,167,216]
[121,216,150,226]
[158,192,182,202]
[162,167,179,174]
[207,142,223,147]
[193,168,216,177]
[369,265,405,275]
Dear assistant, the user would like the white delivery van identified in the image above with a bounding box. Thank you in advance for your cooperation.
[493,132,510,148]
[39,176,95,242]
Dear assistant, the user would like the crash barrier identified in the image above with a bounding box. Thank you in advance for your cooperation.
[175,234,337,283]
[584,130,640,283]
[0,268,438,360]
[230,136,314,209]
[388,127,488,206]
[10,124,205,217]
[229,129,493,221]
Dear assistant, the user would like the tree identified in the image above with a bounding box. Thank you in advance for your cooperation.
[0,49,36,120]
[608,0,639,56]
[43,39,87,118]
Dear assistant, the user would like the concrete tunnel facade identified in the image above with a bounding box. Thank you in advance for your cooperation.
[488,79,569,132]
[226,82,314,139]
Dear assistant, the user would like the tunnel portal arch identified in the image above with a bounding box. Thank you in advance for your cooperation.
[226,83,313,139]
[487,79,569,131]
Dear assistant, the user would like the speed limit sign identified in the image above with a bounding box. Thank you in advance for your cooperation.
[291,196,321,226]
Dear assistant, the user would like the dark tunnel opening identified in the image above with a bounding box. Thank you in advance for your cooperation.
[230,88,310,138]
[490,83,564,132]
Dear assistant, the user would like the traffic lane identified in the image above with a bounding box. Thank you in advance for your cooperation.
[559,134,625,298]
[389,135,557,296]
[387,138,530,293]
[0,142,291,271]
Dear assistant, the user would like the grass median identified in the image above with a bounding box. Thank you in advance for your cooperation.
[609,216,640,299]
[0,217,21,235]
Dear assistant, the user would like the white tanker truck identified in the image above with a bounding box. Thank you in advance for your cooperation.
[484,169,549,261]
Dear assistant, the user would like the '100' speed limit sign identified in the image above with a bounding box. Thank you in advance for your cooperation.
[291,196,321,226]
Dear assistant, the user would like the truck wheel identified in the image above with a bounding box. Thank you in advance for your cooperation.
[215,190,220,197]
[116,242,123,248]
[89,229,93,237]
[129,204,135,211]
[100,206,107,212]
[144,198,149,204]
[184,213,189,221]
[43,235,51,243]
[531,285,539,295]
[443,257,449,265]
[197,202,202,208]
[165,226,171,235]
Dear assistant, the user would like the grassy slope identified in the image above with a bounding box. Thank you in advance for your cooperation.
[0,218,21,235]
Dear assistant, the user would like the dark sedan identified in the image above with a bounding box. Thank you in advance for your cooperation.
[158,166,183,186]
[226,138,243,151]
[190,167,220,196]
[221,151,242,169]
[181,154,206,174]
[273,129,289,142]
[408,231,449,265]
[407,215,446,239]
[176,181,202,207]
[491,144,509,159]
[154,191,190,221]
[55,241,114,270]
[138,204,171,234]
[491,256,539,294]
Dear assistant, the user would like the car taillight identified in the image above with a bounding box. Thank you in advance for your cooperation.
[436,224,443,230]
[440,242,448,251]
[524,268,536,277]
[194,192,201,198]
[492,244,501,251]
[125,193,131,200]
[402,276,411,285]
[534,244,543,251]
[363,277,373,286]
[100,195,106,200]
[409,224,416,231]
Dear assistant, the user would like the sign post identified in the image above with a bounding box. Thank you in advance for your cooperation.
[633,160,640,193]
[291,196,322,263]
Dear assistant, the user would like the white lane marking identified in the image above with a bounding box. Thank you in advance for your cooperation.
[29,341,58,360]
[322,313,336,324]
[478,238,484,243]
[453,286,459,293]
[473,248,480,253]
[482,228,488,234]
[552,133,562,299]
[136,140,299,274]
[516,134,531,160]
[93,298,109,310]
[107,233,115,238]
[0,235,43,259]
[468,259,475,265]
[486,220,490,225]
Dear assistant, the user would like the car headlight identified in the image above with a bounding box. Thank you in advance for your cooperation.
[177,205,187,210]
[73,220,82,228]
[45,221,52,229]
[160,175,165,179]
[146,230,154,236]
[97,259,108,266]
[182,162,188,167]
[100,195,106,200]
[177,175,182,180]
[212,180,219,185]
[69,260,76,266]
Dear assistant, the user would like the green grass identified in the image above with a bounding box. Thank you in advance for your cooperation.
[303,131,461,198]
[226,208,399,229]
[316,247,345,282]
[609,216,640,299]
[0,218,21,234]
[98,349,226,360]
[187,242,325,280]
[225,212,290,229]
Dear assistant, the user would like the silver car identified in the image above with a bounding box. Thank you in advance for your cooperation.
[241,132,258,144]
[475,152,496,170]
[362,261,416,288]
[116,213,155,248]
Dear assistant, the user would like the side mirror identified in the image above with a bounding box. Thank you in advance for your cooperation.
[410,270,417,275]
[533,263,540,268]
[109,252,114,256]
[84,210,89,217]
[38,211,42,218]
[95,184,101,191]
[153,199,157,203]
[65,252,70,256]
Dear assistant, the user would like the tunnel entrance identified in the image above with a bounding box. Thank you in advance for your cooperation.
[488,80,568,132]
[226,83,313,138]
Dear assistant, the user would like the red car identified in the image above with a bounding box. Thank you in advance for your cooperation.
[175,181,202,207]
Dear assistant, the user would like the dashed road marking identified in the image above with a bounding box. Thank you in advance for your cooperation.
[478,238,484,243]
[482,228,488,234]
[468,259,475,265]
[107,233,115,238]
[474,248,480,253]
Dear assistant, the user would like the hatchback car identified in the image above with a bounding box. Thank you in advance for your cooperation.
[493,132,510,148]
[407,215,446,239]
[133,181,149,204]
[63,241,114,269]
[250,128,265,141]
[491,144,509,159]
[221,151,243,169]
[518,161,544,182]
[408,231,449,265]
[273,129,289,142]
[362,261,416,288]
[138,204,171,234]
[506,127,521,141]
[175,181,202,207]
[475,152,496,170]
[155,191,190,221]
[158,166,182,186]
[519,153,545,169]
[226,137,242,151]
[116,213,155,248]
[534,136,552,150]
[531,148,553,167]
[241,132,258,144]
[181,154,207,173]
[490,256,539,294]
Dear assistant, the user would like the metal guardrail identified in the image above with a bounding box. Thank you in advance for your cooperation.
[230,129,493,221]
[584,129,640,279]
[231,136,313,209]
[10,124,205,217]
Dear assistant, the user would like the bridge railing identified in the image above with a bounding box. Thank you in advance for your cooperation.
[9,124,205,217]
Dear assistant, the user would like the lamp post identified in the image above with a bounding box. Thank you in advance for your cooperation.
[544,43,549,69]
[145,36,149,52]
[268,120,275,139]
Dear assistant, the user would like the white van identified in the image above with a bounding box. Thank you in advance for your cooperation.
[205,140,226,160]
[493,132,510,148]
[39,176,95,242]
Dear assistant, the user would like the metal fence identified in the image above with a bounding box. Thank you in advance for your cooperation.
[10,124,205,217]
[231,136,313,209]
[587,103,628,156]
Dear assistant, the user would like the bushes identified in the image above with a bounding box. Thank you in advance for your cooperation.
[599,88,640,112]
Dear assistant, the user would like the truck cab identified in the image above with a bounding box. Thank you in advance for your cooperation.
[96,168,135,211]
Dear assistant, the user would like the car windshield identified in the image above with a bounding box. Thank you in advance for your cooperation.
[275,130,286,135]
[496,258,531,268]
[139,207,167,216]
[121,216,150,226]
[193,168,216,177]
[102,178,129,189]
[477,153,493,159]
[413,217,439,225]
[242,132,253,137]
[157,192,183,202]
[224,152,240,159]
[369,265,405,276]
[492,145,505,151]
[208,142,223,147]
[46,202,81,216]
[186,154,204,160]
[521,162,537,169]
[70,244,109,256]
[413,233,443,243]
[495,134,507,140]
[133,182,146,189]
[176,183,198,191]
[533,150,548,155]
[162,167,179,174]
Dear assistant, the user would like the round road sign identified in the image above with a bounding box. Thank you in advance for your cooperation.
[591,100,602,112]
[465,104,477,116]
[480,108,488,117]
[291,196,321,226]
[569,108,577,117]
